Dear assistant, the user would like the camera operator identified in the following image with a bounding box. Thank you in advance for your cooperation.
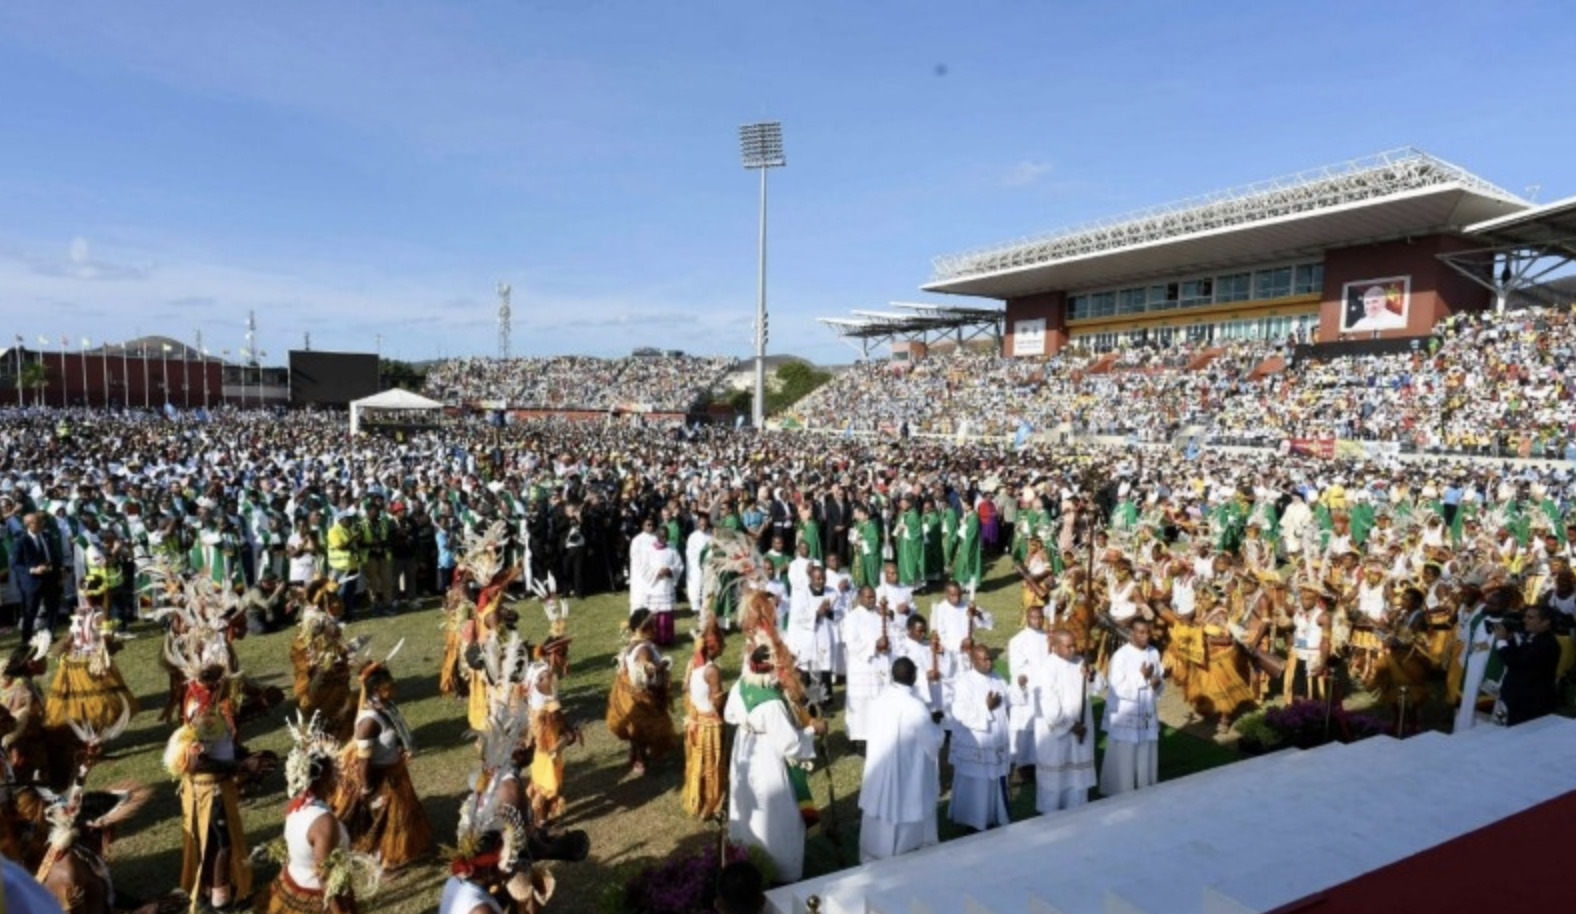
[1493,604,1560,726]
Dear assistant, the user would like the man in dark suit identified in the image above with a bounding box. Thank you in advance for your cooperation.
[9,512,63,640]
[822,485,849,566]
[1495,604,1560,726]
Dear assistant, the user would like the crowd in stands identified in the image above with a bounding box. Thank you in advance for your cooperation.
[791,303,1576,458]
[1210,306,1576,455]
[793,340,1281,441]
[423,353,731,412]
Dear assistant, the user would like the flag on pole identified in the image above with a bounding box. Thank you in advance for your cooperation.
[81,337,91,348]
[60,335,68,347]
[162,343,173,352]
[36,336,48,346]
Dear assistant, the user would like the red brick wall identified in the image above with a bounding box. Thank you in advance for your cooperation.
[1318,235,1491,341]
[1003,291,1067,356]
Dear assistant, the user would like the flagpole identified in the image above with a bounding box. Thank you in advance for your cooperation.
[12,337,21,407]
[120,343,128,410]
[58,338,67,408]
[141,345,150,410]
[100,342,109,408]
[161,345,169,406]
[183,345,190,408]
[79,340,89,408]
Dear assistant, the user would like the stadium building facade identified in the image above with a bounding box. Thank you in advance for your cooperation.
[921,149,1531,357]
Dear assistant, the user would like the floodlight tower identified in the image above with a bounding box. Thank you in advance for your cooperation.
[498,282,513,360]
[739,121,785,429]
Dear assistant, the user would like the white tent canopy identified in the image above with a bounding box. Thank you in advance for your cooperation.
[349,388,444,435]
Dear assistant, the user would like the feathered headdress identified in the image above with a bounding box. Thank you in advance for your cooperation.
[529,572,569,635]
[284,711,340,800]
[700,527,768,625]
[38,775,150,868]
[458,520,510,584]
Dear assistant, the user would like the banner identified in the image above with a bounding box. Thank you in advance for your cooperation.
[1012,318,1047,356]
[1285,437,1336,459]
[1336,439,1401,461]
[1340,275,1410,333]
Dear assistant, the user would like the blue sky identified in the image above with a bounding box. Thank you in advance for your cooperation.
[1,0,1572,365]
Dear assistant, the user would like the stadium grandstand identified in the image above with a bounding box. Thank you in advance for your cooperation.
[421,351,732,417]
[802,149,1576,456]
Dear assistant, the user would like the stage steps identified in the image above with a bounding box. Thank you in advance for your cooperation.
[766,717,1576,914]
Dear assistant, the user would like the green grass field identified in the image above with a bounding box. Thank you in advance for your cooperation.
[33,554,1236,912]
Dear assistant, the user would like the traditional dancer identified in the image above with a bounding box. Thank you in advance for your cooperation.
[45,561,140,733]
[34,775,150,914]
[332,646,434,871]
[524,659,580,826]
[257,712,380,914]
[681,623,727,820]
[290,603,364,742]
[605,609,677,776]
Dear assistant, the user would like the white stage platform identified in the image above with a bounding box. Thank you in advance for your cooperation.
[765,716,1576,914]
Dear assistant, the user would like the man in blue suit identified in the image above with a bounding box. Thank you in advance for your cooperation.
[9,512,62,640]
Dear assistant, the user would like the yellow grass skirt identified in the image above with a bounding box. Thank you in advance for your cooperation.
[332,757,433,871]
[682,712,726,819]
[44,657,140,731]
[605,672,677,760]
[1192,641,1255,719]
[180,774,252,899]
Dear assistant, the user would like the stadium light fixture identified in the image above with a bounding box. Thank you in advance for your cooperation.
[739,121,785,429]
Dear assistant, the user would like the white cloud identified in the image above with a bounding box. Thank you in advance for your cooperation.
[1002,160,1055,187]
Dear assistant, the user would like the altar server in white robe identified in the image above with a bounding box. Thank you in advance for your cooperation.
[628,516,658,612]
[725,645,826,883]
[892,613,946,718]
[948,644,1012,831]
[685,513,712,609]
[841,585,892,746]
[1100,618,1165,796]
[787,564,843,696]
[933,580,994,721]
[1006,604,1050,772]
[858,657,944,862]
[1033,629,1102,813]
[824,552,855,678]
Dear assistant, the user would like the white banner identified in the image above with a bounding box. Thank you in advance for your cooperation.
[1012,318,1047,356]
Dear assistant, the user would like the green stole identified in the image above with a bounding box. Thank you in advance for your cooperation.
[737,680,815,820]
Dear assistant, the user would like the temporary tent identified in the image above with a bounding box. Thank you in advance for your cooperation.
[348,388,445,435]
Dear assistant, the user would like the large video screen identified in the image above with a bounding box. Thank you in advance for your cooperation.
[289,350,380,406]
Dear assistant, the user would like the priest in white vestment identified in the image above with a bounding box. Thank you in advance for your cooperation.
[1454,586,1503,733]
[1100,619,1165,796]
[858,657,944,862]
[1006,605,1050,770]
[725,646,826,883]
[948,644,1012,831]
[787,565,843,694]
[1032,629,1102,813]
[841,585,892,745]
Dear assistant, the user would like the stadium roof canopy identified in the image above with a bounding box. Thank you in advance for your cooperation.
[923,148,1531,299]
[817,301,1004,356]
[1464,193,1576,257]
[1438,193,1576,308]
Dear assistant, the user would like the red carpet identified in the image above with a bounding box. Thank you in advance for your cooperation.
[1269,789,1576,913]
